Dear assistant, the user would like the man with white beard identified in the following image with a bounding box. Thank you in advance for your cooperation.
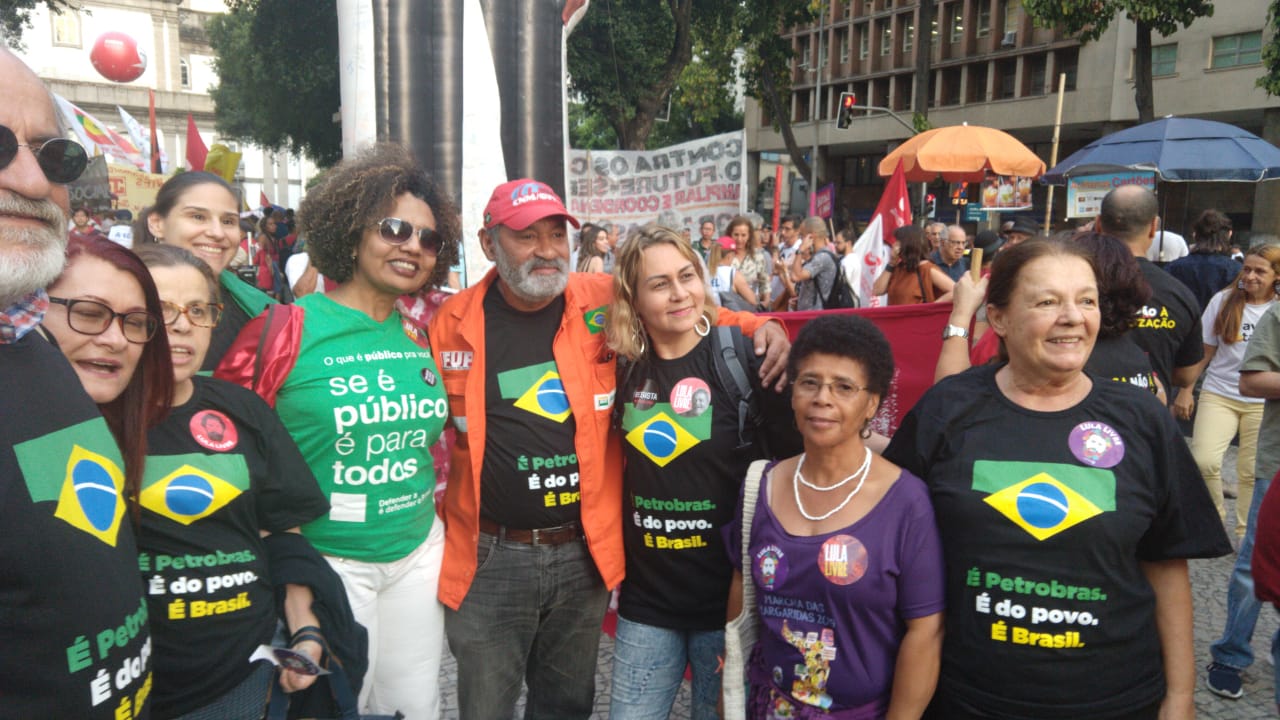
[0,48,152,718]
[430,178,790,719]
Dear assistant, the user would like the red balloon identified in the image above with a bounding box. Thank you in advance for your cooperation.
[90,32,147,83]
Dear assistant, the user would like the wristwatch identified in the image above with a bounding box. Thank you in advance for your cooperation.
[941,324,970,340]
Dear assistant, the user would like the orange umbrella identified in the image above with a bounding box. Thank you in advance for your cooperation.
[878,123,1046,182]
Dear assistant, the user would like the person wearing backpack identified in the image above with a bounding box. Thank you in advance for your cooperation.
[826,226,861,310]
[789,216,839,311]
[605,224,800,720]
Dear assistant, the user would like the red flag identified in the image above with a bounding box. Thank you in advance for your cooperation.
[847,160,914,306]
[259,191,271,209]
[148,89,161,174]
[765,303,951,435]
[875,159,913,248]
[186,114,208,171]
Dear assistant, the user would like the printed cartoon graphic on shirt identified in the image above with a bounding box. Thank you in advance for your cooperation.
[15,419,127,547]
[1068,422,1125,468]
[781,620,836,710]
[499,360,572,422]
[755,544,788,590]
[967,459,1115,653]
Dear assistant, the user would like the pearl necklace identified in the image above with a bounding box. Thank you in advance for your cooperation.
[792,448,872,522]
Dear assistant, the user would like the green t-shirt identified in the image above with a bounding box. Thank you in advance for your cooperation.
[277,294,447,562]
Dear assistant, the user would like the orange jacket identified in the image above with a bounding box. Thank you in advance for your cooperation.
[430,268,769,609]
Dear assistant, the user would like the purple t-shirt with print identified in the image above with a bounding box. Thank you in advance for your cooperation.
[727,465,945,713]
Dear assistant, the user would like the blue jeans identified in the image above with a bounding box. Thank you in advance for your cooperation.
[444,532,610,720]
[1210,471,1280,701]
[609,616,724,720]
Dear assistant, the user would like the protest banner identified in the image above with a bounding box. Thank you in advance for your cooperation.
[813,183,836,219]
[567,130,746,237]
[108,165,167,216]
[67,157,113,212]
[1065,172,1158,218]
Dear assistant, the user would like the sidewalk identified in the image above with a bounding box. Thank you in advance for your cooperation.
[437,446,1279,718]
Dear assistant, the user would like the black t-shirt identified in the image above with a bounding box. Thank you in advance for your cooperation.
[0,332,152,719]
[1086,335,1159,396]
[141,376,329,717]
[884,364,1231,719]
[203,287,251,372]
[1131,259,1204,393]
[479,286,582,528]
[617,332,794,630]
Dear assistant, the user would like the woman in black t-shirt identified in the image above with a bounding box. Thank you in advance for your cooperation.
[604,223,797,720]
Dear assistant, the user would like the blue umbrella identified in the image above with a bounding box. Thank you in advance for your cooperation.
[1043,117,1280,185]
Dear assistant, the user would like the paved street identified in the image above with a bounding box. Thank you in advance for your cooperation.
[438,446,1280,719]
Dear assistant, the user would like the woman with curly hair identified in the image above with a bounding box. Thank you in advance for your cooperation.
[1167,209,1242,311]
[1175,244,1280,536]
[727,215,769,304]
[219,143,461,719]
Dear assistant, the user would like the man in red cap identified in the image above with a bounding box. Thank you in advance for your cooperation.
[430,178,789,719]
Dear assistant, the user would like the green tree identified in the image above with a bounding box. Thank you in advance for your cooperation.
[0,0,77,50]
[1022,0,1213,123]
[206,0,341,166]
[567,0,741,150]
[739,0,819,179]
[1259,0,1280,96]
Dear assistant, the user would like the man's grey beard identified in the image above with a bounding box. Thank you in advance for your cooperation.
[491,236,568,305]
[0,194,68,306]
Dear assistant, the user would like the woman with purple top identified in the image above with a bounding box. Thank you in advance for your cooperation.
[727,314,945,719]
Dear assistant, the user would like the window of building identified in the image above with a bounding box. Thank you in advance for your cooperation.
[931,16,939,47]
[997,58,1017,99]
[950,4,964,43]
[1002,0,1020,35]
[818,35,828,67]
[840,30,851,63]
[969,62,989,102]
[1151,43,1177,76]
[880,20,892,56]
[942,66,962,105]
[1057,47,1079,91]
[797,34,811,68]
[860,26,870,59]
[1212,31,1262,69]
[843,0,852,18]
[179,58,191,89]
[1025,53,1046,95]
[976,2,991,37]
[904,20,914,53]
[51,9,81,47]
[793,88,811,123]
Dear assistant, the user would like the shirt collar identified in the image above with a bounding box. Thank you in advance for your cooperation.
[0,289,50,344]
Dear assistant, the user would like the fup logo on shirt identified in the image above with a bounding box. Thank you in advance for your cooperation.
[972,460,1115,541]
[498,361,572,423]
[14,419,128,546]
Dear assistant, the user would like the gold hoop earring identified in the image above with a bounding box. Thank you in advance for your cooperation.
[632,322,647,356]
[694,313,711,337]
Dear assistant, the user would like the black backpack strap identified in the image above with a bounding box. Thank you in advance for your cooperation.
[712,325,764,453]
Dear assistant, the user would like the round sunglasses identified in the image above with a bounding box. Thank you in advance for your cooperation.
[375,217,443,256]
[0,124,89,185]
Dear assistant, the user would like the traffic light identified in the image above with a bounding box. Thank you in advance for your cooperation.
[925,193,937,218]
[836,92,857,129]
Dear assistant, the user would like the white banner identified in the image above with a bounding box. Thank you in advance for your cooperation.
[567,130,747,238]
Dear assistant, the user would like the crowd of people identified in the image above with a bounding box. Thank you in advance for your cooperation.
[4,43,1280,720]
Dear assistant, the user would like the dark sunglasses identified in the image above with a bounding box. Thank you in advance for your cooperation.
[375,217,443,255]
[0,124,89,184]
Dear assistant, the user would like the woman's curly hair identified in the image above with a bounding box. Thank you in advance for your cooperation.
[299,143,461,288]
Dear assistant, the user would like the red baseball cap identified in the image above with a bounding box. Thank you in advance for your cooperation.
[482,179,580,231]
[717,236,736,249]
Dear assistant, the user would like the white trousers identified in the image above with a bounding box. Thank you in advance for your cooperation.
[325,518,446,720]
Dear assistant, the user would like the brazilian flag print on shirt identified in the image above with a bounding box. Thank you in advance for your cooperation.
[972,460,1116,541]
[498,361,573,423]
[622,403,712,467]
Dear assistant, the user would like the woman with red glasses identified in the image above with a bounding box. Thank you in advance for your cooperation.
[218,143,461,720]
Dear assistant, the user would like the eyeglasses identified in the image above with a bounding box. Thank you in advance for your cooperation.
[375,217,443,256]
[160,300,224,328]
[0,124,89,184]
[48,296,158,344]
[791,376,866,401]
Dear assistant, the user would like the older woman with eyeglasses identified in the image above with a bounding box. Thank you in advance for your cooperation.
[218,143,461,720]
[725,314,945,719]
